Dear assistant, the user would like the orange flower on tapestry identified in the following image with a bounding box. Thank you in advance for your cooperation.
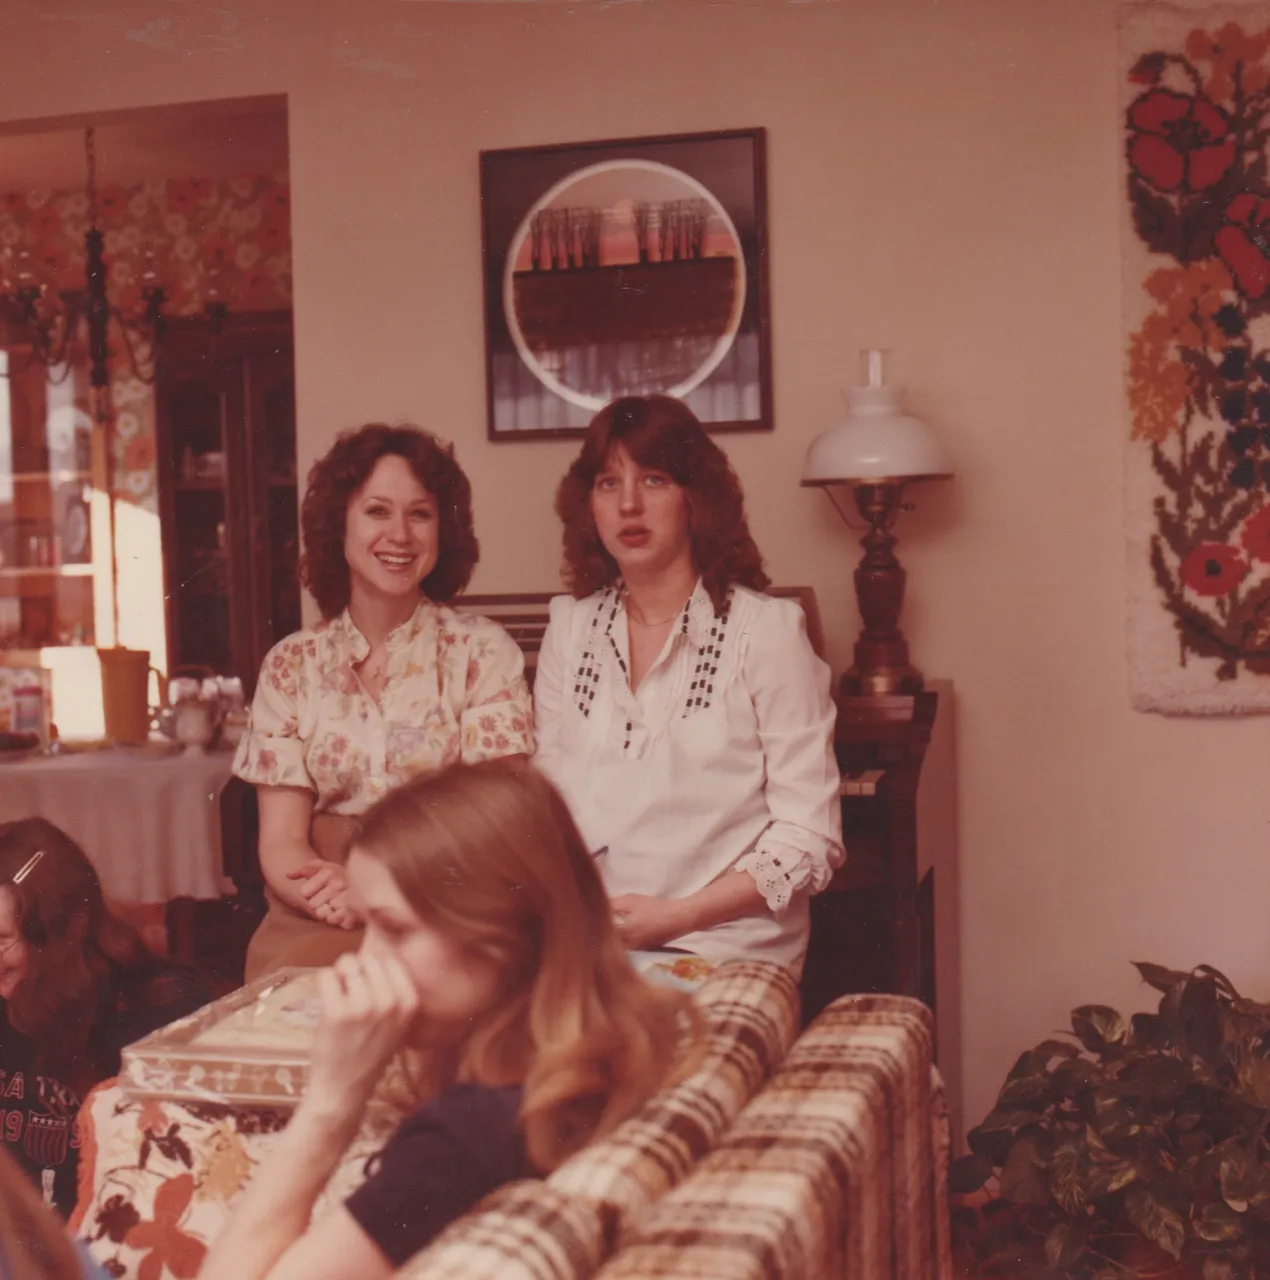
[1186,23,1270,99]
[1123,9,1270,709]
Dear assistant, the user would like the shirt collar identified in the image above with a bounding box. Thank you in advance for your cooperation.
[328,598,435,664]
[611,578,718,651]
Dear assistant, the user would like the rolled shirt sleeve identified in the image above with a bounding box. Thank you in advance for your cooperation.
[734,597,845,913]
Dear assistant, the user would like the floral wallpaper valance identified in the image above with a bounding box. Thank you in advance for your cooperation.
[0,172,293,509]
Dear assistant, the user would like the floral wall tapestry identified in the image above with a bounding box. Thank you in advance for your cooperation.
[0,173,292,514]
[1121,4,1270,713]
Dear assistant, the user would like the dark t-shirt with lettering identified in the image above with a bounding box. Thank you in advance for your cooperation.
[345,1082,534,1266]
[0,966,207,1216]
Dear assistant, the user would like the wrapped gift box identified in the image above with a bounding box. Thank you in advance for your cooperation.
[121,967,321,1109]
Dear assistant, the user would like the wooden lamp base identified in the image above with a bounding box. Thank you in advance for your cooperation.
[839,480,926,698]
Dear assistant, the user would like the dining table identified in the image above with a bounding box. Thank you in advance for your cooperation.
[0,743,236,907]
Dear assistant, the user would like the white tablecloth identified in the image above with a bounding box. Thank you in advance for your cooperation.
[0,746,234,902]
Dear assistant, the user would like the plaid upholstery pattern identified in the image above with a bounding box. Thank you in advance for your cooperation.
[546,961,800,1233]
[401,962,800,1279]
[591,993,952,1280]
[398,1181,613,1280]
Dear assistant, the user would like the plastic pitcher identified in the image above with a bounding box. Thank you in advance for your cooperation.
[98,647,158,745]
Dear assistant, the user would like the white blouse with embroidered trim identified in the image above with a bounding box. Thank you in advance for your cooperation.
[533,581,844,974]
[233,600,534,815]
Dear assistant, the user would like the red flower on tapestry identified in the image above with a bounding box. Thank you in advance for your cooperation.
[1240,506,1270,562]
[124,1174,206,1280]
[1215,194,1270,298]
[1180,543,1249,596]
[1127,89,1235,193]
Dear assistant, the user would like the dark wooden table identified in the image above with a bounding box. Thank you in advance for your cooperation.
[800,686,954,1029]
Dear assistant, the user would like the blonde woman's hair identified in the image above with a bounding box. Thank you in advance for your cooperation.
[355,759,700,1172]
[0,1148,82,1280]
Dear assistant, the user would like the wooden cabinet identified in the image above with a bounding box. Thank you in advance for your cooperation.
[801,682,958,1023]
[155,313,300,693]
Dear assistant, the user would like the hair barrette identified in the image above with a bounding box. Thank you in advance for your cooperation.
[10,849,44,885]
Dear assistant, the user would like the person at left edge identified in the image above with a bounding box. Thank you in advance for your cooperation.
[232,423,534,981]
[0,818,208,1217]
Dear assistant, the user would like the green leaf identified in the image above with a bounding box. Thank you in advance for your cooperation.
[1050,1141,1089,1214]
[1134,961,1192,993]
[1000,1134,1049,1207]
[997,1075,1052,1108]
[1217,1142,1270,1210]
[966,1123,1014,1168]
[1193,1200,1246,1243]
[1044,1220,1087,1270]
[1236,1055,1270,1109]
[1124,1186,1187,1260]
[1131,1011,1172,1050]
[948,1153,993,1195]
[1072,1005,1128,1052]
[1087,1161,1140,1198]
[1051,1057,1101,1093]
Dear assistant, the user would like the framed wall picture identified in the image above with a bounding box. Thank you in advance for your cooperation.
[480,128,772,441]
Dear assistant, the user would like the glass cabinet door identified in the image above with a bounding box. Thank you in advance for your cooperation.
[0,348,101,652]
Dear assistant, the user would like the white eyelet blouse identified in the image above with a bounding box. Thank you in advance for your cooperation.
[533,580,845,974]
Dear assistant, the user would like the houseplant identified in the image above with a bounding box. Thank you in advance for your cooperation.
[951,963,1270,1279]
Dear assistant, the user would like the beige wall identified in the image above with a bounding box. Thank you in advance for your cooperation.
[2,0,1264,1134]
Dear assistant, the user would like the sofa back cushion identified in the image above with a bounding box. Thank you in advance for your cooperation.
[591,993,950,1280]
[544,961,799,1233]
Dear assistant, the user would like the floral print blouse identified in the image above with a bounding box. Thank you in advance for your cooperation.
[232,601,534,814]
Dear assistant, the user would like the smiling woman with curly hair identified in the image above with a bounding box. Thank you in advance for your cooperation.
[536,395,844,976]
[233,424,533,981]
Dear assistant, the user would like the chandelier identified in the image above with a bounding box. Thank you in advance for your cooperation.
[0,126,167,417]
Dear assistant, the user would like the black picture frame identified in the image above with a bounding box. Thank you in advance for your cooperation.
[480,127,772,441]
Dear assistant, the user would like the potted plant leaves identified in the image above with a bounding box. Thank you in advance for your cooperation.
[952,963,1270,1279]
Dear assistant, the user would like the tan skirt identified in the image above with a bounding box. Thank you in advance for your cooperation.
[243,813,366,983]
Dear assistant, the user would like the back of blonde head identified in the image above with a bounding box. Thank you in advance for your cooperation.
[356,759,698,1171]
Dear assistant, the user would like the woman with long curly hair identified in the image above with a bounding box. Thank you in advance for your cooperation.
[0,819,206,1216]
[203,760,698,1280]
[535,395,844,974]
[232,424,533,981]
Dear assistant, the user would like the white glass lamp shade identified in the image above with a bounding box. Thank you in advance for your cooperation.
[801,350,953,486]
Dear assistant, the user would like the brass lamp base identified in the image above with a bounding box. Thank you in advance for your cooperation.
[839,481,926,700]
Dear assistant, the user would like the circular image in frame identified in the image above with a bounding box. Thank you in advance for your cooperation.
[502,159,746,411]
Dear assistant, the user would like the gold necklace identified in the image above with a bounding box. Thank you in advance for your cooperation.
[626,596,689,627]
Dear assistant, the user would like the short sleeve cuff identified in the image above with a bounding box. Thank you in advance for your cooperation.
[231,729,313,790]
[460,697,534,761]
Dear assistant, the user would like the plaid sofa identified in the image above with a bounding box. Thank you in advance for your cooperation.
[400,988,951,1280]
[73,965,949,1280]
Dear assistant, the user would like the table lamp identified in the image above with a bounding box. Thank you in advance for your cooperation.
[801,348,952,696]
